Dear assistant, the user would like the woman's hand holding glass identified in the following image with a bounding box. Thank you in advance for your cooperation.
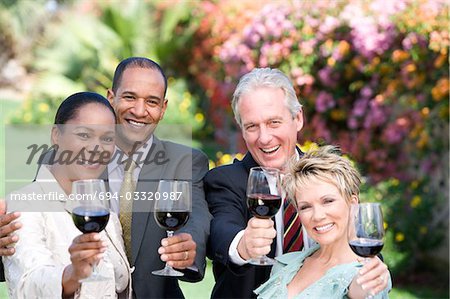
[349,257,389,298]
[64,233,108,282]
[348,203,389,298]
[66,179,111,283]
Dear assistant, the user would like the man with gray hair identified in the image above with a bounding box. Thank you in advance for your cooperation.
[206,67,390,298]
[205,68,306,298]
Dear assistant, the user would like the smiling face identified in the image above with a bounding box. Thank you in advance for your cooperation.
[52,103,116,188]
[239,86,303,170]
[295,178,358,246]
[107,67,168,153]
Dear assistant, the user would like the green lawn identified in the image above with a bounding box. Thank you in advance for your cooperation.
[179,259,215,298]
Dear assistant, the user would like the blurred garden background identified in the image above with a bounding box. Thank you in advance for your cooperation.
[0,0,448,298]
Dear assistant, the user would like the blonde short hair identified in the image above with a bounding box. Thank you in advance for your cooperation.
[283,145,362,208]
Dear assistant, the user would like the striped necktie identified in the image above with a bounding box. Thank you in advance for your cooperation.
[283,197,303,253]
[119,159,137,262]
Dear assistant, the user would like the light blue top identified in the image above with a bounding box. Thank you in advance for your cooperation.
[255,244,391,299]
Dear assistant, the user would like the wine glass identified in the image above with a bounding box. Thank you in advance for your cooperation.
[348,203,385,298]
[348,203,385,258]
[246,167,282,266]
[152,180,191,277]
[70,179,110,282]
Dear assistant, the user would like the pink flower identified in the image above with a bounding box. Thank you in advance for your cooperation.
[361,86,373,98]
[363,100,387,128]
[296,74,314,86]
[305,15,320,28]
[315,91,335,112]
[311,115,332,141]
[319,16,340,34]
[352,98,369,117]
[318,67,337,87]
[341,2,396,58]
[383,122,407,144]
[347,117,359,130]
[299,39,316,55]
[369,0,407,18]
[402,32,427,50]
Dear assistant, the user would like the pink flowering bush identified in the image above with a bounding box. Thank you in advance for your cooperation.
[184,0,449,275]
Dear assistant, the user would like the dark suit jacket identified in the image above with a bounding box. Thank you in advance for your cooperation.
[123,137,211,298]
[0,137,211,298]
[204,152,276,299]
[0,262,4,281]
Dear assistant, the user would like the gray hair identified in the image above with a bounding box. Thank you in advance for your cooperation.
[283,145,362,208]
[231,68,302,127]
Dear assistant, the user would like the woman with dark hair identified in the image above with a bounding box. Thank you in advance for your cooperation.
[3,92,131,298]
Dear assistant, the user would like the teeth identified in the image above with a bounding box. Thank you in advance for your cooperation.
[261,145,280,153]
[315,223,333,231]
[128,120,146,127]
[78,159,98,165]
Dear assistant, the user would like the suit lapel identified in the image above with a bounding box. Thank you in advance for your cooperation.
[131,137,168,265]
[104,215,130,271]
[240,152,259,173]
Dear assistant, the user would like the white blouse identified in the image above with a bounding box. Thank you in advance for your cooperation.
[3,166,132,299]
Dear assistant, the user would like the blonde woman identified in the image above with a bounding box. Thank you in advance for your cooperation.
[255,145,391,299]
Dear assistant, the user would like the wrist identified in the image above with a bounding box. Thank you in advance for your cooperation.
[237,235,250,260]
[347,277,365,299]
[62,265,80,297]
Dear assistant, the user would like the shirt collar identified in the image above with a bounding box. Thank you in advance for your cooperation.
[35,165,70,202]
[294,148,300,161]
[112,135,154,169]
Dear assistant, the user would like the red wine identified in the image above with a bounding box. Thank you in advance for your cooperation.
[247,193,281,218]
[155,211,190,231]
[72,206,110,233]
[349,239,384,257]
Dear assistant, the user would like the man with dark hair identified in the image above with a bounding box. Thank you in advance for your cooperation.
[106,57,210,298]
[0,57,211,298]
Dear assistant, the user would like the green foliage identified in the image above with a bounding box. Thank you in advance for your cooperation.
[10,0,201,133]
[360,178,448,282]
[0,0,55,67]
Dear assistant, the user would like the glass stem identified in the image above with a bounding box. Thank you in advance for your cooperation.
[91,263,99,275]
[164,230,175,270]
